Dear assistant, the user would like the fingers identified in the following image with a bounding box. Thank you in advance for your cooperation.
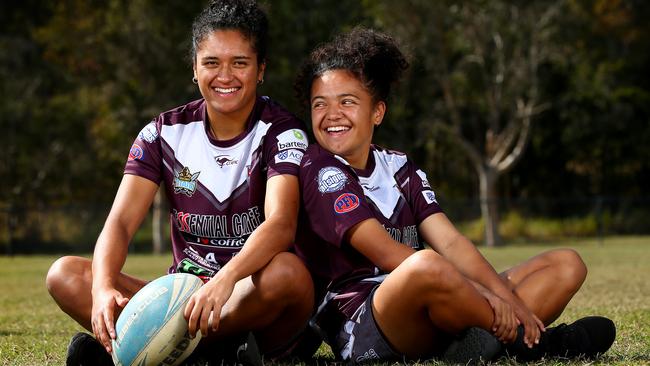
[534,314,546,332]
[93,311,113,353]
[185,296,199,338]
[199,305,212,337]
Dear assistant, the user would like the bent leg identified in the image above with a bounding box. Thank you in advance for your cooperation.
[500,248,587,325]
[45,256,146,331]
[212,252,314,353]
[372,250,495,358]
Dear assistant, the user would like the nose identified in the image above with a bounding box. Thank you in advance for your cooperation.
[326,104,342,121]
[216,64,233,83]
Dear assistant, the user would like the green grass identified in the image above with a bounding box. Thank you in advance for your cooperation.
[1,237,649,365]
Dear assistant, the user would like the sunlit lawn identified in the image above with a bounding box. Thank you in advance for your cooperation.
[0,236,648,365]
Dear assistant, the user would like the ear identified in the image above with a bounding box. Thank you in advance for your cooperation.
[257,61,266,82]
[373,101,386,126]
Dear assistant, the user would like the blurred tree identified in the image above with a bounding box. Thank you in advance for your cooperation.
[366,0,567,246]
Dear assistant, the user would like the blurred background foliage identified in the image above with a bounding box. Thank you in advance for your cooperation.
[1,0,649,252]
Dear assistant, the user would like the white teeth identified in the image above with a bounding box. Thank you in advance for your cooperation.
[213,87,238,93]
[326,126,350,132]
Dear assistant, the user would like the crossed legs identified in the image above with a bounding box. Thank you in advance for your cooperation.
[45,252,314,354]
[370,248,587,359]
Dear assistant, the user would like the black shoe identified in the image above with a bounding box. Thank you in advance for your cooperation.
[185,332,263,366]
[66,332,114,366]
[505,316,616,361]
[442,327,502,365]
[545,316,616,359]
[235,332,263,366]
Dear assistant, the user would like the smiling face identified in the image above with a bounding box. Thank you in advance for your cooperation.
[193,29,265,126]
[310,70,385,169]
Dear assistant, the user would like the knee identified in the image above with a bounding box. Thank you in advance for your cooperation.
[257,252,314,303]
[550,249,587,291]
[46,256,88,297]
[402,250,463,292]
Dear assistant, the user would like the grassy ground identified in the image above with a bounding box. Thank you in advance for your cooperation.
[0,236,648,365]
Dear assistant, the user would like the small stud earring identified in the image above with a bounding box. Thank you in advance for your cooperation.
[192,77,198,84]
[257,78,264,85]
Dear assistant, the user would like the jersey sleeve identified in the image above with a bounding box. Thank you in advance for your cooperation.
[407,160,443,223]
[264,116,309,179]
[123,119,163,184]
[300,150,375,247]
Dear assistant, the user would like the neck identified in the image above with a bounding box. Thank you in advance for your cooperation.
[206,100,256,141]
[346,147,371,170]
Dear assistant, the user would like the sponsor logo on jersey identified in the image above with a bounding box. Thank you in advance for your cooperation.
[214,155,239,168]
[274,149,304,165]
[383,224,420,248]
[416,169,431,188]
[334,193,359,214]
[181,247,221,271]
[422,190,437,204]
[176,258,217,278]
[137,122,158,143]
[128,143,144,161]
[173,167,200,197]
[293,129,305,140]
[173,207,261,244]
[317,166,347,193]
[277,129,308,151]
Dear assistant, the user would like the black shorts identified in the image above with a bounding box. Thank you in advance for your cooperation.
[331,286,403,364]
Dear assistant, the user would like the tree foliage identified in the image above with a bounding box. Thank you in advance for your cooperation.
[1,0,649,248]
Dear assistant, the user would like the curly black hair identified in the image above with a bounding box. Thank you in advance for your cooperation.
[190,0,268,63]
[295,27,409,108]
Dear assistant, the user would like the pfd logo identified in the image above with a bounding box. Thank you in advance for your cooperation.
[173,167,200,197]
[334,193,359,214]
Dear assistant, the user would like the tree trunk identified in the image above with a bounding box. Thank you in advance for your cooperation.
[479,166,502,247]
[152,188,165,254]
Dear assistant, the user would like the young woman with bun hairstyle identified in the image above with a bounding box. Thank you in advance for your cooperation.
[293,27,615,364]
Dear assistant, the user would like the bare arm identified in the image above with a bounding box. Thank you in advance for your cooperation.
[91,174,159,351]
[184,173,300,337]
[347,218,416,272]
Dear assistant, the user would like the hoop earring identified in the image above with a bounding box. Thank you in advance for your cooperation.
[192,77,198,84]
[257,78,264,85]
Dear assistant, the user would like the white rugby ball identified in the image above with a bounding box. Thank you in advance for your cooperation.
[112,273,204,366]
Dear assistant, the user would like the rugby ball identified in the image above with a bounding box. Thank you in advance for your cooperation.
[112,273,204,366]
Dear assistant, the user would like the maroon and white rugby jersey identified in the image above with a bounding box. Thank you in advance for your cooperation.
[295,143,442,323]
[124,96,308,279]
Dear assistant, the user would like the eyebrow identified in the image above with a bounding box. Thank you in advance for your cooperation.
[311,93,360,103]
[200,55,253,61]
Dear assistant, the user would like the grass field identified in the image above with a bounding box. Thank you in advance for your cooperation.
[1,236,649,365]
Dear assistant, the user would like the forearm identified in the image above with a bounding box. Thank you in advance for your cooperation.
[91,223,130,293]
[443,235,515,300]
[212,217,294,284]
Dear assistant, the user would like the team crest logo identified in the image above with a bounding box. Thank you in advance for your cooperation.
[173,167,200,197]
[128,143,143,161]
[334,193,359,214]
[317,166,347,193]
